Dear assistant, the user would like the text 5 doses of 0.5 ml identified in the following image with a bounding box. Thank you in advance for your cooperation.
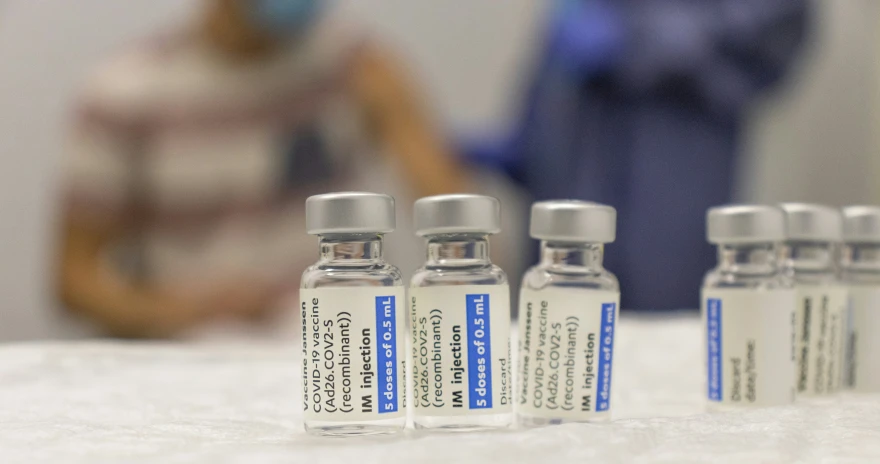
[517,200,620,426]
[409,194,513,431]
[300,192,407,437]
[702,205,796,408]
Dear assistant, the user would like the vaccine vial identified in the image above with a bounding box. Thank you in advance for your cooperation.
[409,194,512,431]
[517,201,620,426]
[841,206,880,392]
[300,192,406,436]
[780,204,846,396]
[703,205,796,408]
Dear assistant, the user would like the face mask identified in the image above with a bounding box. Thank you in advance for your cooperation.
[244,0,323,36]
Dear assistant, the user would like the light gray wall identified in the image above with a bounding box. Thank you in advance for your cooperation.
[339,0,545,132]
[740,0,880,206]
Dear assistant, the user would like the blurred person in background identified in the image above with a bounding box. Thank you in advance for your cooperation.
[469,0,809,310]
[56,0,466,338]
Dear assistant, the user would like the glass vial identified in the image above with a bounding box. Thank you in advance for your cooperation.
[517,201,620,427]
[840,206,880,392]
[780,204,846,396]
[702,205,796,409]
[300,192,406,436]
[409,194,513,431]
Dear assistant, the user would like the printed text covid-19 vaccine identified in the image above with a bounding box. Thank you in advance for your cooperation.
[780,204,846,396]
[300,192,406,436]
[409,194,513,431]
[517,201,620,426]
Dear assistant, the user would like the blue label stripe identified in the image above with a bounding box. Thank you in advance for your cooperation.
[375,296,398,414]
[466,294,493,409]
[707,298,722,402]
[595,303,616,412]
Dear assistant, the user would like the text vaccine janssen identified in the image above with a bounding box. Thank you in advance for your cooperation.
[517,201,620,426]
[780,204,846,396]
[703,205,796,408]
[841,206,880,392]
[300,192,406,436]
[409,194,513,431]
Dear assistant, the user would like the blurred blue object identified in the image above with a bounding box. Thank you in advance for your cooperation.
[552,0,625,77]
[465,0,809,310]
[245,0,323,35]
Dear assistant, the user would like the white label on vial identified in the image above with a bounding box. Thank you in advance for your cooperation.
[847,286,880,392]
[517,288,619,420]
[301,287,406,422]
[702,288,796,407]
[794,286,847,395]
[410,285,512,416]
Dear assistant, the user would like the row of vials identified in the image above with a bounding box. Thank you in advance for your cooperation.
[704,204,880,407]
[299,193,880,437]
[300,192,619,436]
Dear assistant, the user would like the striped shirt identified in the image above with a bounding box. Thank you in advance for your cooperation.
[64,18,376,297]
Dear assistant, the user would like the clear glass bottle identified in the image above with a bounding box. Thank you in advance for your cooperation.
[517,201,619,426]
[300,192,406,436]
[409,194,513,431]
[840,206,880,391]
[779,204,846,396]
[702,205,796,409]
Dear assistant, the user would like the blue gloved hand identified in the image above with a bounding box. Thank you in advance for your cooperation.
[550,0,625,78]
[458,1,625,179]
[456,131,521,178]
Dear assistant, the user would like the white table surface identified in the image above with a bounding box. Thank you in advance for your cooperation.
[0,313,878,463]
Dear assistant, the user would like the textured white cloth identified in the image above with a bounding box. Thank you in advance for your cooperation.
[0,314,878,463]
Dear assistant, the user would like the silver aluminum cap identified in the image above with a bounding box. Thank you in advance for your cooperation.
[707,205,785,244]
[780,203,842,241]
[529,200,616,243]
[305,192,395,235]
[843,206,880,243]
[414,194,501,236]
